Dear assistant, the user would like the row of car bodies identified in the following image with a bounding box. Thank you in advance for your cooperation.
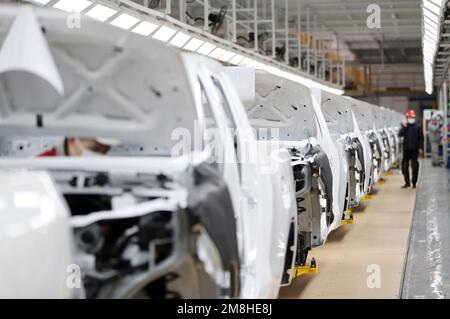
[0,6,403,298]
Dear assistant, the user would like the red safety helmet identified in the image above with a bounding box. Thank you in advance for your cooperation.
[405,110,416,118]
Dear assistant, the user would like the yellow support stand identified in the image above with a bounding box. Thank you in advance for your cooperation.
[362,194,374,201]
[293,258,319,278]
[341,208,355,225]
[384,170,393,176]
[376,178,386,185]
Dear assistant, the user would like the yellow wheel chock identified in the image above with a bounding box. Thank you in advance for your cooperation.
[293,258,319,278]
[341,208,355,225]
[376,178,386,185]
[384,170,393,176]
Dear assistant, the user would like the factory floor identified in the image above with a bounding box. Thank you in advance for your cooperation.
[279,167,417,299]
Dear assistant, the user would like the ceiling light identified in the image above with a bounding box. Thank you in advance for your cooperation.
[229,54,245,65]
[423,49,434,57]
[53,0,92,12]
[424,23,439,37]
[197,42,216,55]
[152,25,177,42]
[30,0,51,4]
[424,34,437,45]
[426,0,444,8]
[110,13,140,30]
[423,7,440,24]
[423,32,437,43]
[423,48,435,58]
[208,47,226,59]
[132,21,160,36]
[424,15,439,29]
[218,51,236,62]
[169,32,191,47]
[184,38,205,51]
[423,0,441,16]
[239,57,253,66]
[86,4,117,22]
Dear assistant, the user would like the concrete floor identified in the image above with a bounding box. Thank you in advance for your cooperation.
[279,168,417,299]
[401,160,450,299]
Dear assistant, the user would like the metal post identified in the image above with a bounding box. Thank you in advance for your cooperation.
[330,60,333,84]
[285,0,289,65]
[306,7,310,74]
[179,0,185,23]
[204,0,209,31]
[232,0,237,43]
[297,0,301,70]
[322,41,326,79]
[271,0,275,58]
[444,76,449,167]
[314,15,318,77]
[263,0,267,19]
[342,57,346,87]
[255,0,258,52]
[166,0,171,14]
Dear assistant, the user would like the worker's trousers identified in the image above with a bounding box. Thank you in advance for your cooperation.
[430,141,440,166]
[402,150,419,186]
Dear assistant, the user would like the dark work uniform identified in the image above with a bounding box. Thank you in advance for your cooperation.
[398,123,424,186]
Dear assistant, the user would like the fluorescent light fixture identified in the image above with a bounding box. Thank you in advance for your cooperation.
[424,13,439,27]
[423,0,441,16]
[424,0,444,8]
[424,24,439,38]
[423,47,435,56]
[208,47,226,59]
[424,32,438,43]
[424,18,439,31]
[229,54,245,65]
[152,25,177,42]
[239,58,253,66]
[53,0,92,12]
[424,29,438,40]
[184,38,205,51]
[110,13,140,30]
[422,46,434,57]
[423,46,435,56]
[170,32,191,47]
[423,34,437,44]
[30,0,51,4]
[218,51,236,62]
[86,4,117,22]
[424,21,439,35]
[427,0,444,7]
[197,42,216,55]
[132,21,160,36]
[423,7,440,24]
[423,56,434,65]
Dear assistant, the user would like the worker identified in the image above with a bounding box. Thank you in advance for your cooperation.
[428,114,442,166]
[39,137,115,157]
[38,137,119,215]
[398,110,424,189]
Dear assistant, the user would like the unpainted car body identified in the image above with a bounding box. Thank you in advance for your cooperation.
[321,93,368,211]
[242,71,337,285]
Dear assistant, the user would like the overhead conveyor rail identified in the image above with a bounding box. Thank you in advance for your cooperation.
[24,0,344,95]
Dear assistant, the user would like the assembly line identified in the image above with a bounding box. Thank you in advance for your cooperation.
[0,6,407,299]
